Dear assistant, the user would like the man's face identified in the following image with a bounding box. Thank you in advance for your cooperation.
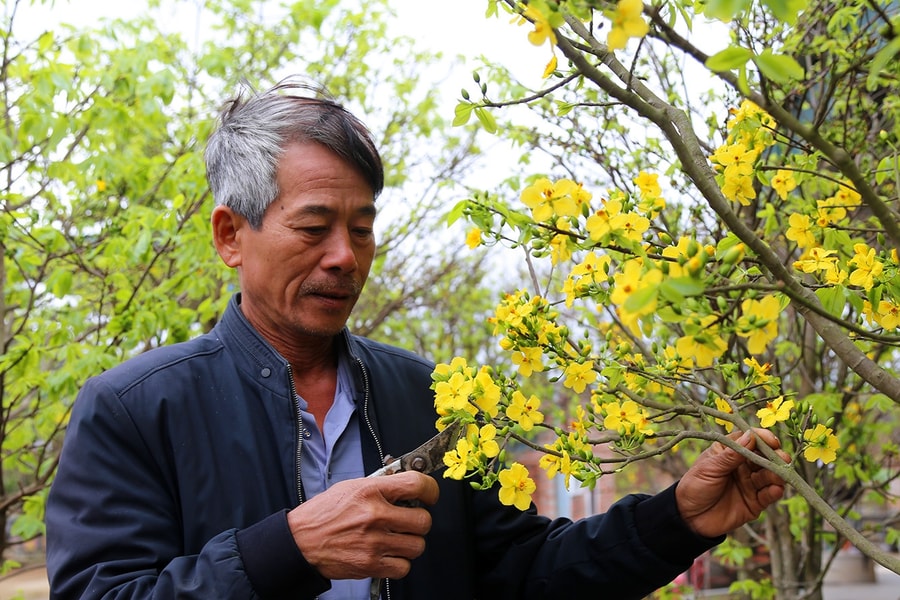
[225,142,377,345]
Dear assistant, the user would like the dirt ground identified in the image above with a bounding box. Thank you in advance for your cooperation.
[0,565,48,600]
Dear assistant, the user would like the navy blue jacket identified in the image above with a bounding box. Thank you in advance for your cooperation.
[46,294,720,599]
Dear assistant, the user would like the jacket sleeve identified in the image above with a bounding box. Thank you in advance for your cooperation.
[473,483,722,600]
[45,377,330,600]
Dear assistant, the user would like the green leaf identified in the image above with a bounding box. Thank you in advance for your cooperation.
[659,277,705,304]
[753,49,804,84]
[474,107,498,134]
[867,36,900,91]
[623,284,659,314]
[816,285,846,317]
[452,102,473,127]
[760,0,808,24]
[875,155,899,185]
[705,46,753,72]
[703,0,752,21]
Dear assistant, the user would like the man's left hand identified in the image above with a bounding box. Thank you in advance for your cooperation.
[675,428,789,538]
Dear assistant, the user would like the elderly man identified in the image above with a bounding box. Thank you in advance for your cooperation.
[46,80,788,600]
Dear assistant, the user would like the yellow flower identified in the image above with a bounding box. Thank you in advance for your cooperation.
[712,142,758,179]
[511,346,544,377]
[802,424,840,464]
[848,243,884,291]
[833,183,861,208]
[498,462,536,510]
[816,197,847,225]
[549,220,574,265]
[606,0,649,51]
[609,211,650,242]
[602,399,646,433]
[675,317,727,367]
[521,177,579,222]
[562,360,597,393]
[96,179,107,192]
[634,171,662,197]
[465,227,482,249]
[714,397,735,433]
[539,448,573,488]
[506,390,545,431]
[434,371,475,416]
[770,169,797,200]
[736,295,781,354]
[477,423,501,458]
[721,173,757,206]
[542,54,558,79]
[521,5,557,46]
[756,396,794,428]
[585,198,623,241]
[473,367,501,418]
[793,247,837,273]
[785,213,816,249]
[443,438,472,479]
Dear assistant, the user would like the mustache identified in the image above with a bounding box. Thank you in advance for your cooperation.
[300,278,363,297]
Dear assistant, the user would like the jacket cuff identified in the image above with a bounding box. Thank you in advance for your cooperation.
[236,509,331,599]
[634,482,724,564]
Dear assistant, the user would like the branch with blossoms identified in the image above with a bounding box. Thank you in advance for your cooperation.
[445,0,900,582]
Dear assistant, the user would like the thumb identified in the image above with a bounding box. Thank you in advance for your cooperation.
[705,430,754,474]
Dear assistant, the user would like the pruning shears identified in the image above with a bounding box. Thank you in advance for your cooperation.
[367,421,462,600]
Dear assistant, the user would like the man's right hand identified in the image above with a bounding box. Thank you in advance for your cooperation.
[287,471,440,580]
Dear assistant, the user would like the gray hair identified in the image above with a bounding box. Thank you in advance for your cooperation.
[204,79,384,228]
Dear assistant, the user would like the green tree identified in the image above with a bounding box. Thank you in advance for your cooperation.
[0,0,505,571]
[439,1,900,599]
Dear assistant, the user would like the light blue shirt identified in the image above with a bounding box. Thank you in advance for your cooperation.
[297,354,373,599]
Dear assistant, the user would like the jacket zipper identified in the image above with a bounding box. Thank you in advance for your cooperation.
[355,356,392,600]
[288,364,304,504]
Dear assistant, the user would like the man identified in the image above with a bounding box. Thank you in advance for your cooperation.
[46,80,788,599]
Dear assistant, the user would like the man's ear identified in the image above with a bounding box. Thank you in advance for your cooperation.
[211,205,246,268]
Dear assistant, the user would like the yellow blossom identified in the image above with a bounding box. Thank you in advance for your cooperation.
[634,171,662,197]
[802,424,840,464]
[833,183,861,208]
[498,462,536,510]
[539,448,573,488]
[549,220,574,265]
[736,295,781,354]
[562,360,597,393]
[756,396,794,428]
[477,423,501,458]
[473,367,501,418]
[848,243,884,291]
[520,5,558,46]
[713,397,734,433]
[712,142,758,179]
[465,227,482,249]
[96,179,107,192]
[585,198,623,241]
[506,390,545,431]
[770,169,797,200]
[721,172,757,206]
[510,346,544,377]
[675,316,727,367]
[793,247,837,273]
[606,0,649,51]
[609,211,650,242]
[434,371,476,416]
[443,438,472,480]
[542,54,558,79]
[816,197,847,225]
[521,177,579,222]
[785,213,817,249]
[602,399,648,433]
